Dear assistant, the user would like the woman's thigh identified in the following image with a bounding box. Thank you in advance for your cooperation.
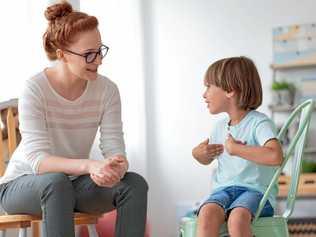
[73,172,148,214]
[72,175,115,214]
[0,173,74,215]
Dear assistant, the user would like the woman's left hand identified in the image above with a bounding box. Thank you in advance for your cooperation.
[89,156,128,187]
[90,172,119,187]
[107,155,129,179]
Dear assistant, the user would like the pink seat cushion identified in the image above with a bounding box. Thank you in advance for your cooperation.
[79,210,150,237]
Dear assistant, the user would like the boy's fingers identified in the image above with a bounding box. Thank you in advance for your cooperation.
[206,144,224,155]
[201,138,209,145]
[207,144,223,150]
[215,148,223,153]
[227,133,236,140]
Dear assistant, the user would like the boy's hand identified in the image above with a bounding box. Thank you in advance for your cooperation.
[192,138,224,165]
[225,134,246,155]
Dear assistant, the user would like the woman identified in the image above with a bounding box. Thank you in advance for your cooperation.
[0,2,148,237]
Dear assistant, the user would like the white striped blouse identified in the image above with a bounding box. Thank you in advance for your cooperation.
[0,71,126,184]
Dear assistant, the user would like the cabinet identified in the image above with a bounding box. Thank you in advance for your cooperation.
[269,61,316,198]
[271,62,316,236]
[271,23,316,236]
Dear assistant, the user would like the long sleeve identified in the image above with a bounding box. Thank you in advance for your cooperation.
[18,80,51,174]
[1,72,122,185]
[99,83,126,158]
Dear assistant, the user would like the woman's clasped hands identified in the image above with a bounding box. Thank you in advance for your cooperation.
[89,155,128,187]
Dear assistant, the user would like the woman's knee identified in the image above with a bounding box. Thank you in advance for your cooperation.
[38,173,74,195]
[123,172,148,193]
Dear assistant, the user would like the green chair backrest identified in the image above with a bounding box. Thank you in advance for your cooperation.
[253,99,314,222]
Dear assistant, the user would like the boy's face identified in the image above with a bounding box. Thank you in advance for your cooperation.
[203,83,230,114]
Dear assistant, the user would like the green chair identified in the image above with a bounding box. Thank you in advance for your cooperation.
[179,99,315,237]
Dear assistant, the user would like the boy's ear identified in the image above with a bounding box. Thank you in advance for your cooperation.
[225,90,235,98]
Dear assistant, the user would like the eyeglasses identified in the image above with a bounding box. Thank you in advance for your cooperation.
[63,44,109,64]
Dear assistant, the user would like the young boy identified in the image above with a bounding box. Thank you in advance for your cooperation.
[192,56,283,237]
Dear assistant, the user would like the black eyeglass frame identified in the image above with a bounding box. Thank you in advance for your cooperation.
[63,44,109,63]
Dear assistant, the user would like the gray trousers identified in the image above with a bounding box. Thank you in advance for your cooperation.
[0,172,148,237]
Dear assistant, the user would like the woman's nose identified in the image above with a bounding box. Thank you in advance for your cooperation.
[94,54,102,65]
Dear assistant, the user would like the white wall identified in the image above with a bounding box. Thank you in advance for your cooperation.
[142,1,316,236]
[0,0,49,102]
[81,0,148,178]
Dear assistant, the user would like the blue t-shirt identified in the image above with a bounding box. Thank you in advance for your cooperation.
[211,110,279,207]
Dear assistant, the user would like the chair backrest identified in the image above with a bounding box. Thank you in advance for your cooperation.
[253,99,314,222]
[0,99,19,176]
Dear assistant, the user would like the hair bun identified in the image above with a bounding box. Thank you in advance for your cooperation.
[45,1,73,21]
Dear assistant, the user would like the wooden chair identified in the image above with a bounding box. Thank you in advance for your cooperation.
[0,99,101,237]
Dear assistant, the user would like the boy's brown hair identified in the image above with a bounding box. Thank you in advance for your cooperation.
[204,56,262,110]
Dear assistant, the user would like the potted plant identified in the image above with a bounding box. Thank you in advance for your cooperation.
[271,80,296,106]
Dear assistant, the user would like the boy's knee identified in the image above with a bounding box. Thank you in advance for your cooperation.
[227,207,252,228]
[198,203,225,224]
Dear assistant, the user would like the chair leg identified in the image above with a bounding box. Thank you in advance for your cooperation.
[75,225,80,237]
[0,230,6,237]
[87,224,99,237]
[18,228,27,237]
[32,222,40,237]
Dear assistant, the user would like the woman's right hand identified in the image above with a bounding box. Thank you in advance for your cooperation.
[192,138,224,165]
[88,159,121,187]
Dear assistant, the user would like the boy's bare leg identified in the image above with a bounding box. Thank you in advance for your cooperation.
[196,203,225,237]
[227,207,252,237]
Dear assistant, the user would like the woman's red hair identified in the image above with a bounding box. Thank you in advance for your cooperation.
[43,1,98,60]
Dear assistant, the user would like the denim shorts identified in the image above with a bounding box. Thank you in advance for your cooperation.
[197,186,274,218]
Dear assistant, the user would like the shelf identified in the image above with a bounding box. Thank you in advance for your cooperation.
[271,61,316,70]
[268,104,295,112]
[305,148,316,154]
[278,173,316,198]
[283,147,316,155]
[269,104,316,112]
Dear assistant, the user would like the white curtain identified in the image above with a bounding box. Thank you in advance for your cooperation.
[80,0,147,178]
